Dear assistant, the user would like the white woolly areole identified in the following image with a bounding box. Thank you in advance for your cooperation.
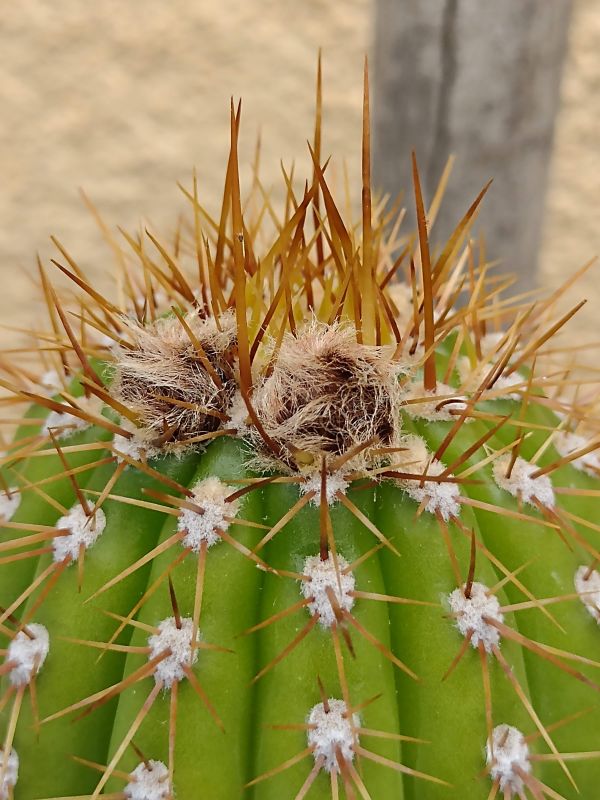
[0,490,20,522]
[387,282,413,325]
[0,748,18,799]
[402,381,468,422]
[43,410,90,439]
[301,554,355,628]
[387,282,447,327]
[395,433,430,470]
[5,623,49,687]
[457,356,524,401]
[299,470,350,506]
[124,760,170,800]
[486,724,531,795]
[113,430,158,464]
[492,455,555,509]
[480,332,508,354]
[552,401,569,423]
[307,699,359,773]
[448,582,504,653]
[574,565,600,624]
[42,396,101,440]
[554,431,600,478]
[493,373,525,400]
[178,476,239,552]
[147,616,199,689]
[399,458,461,521]
[480,332,523,361]
[40,369,62,395]
[52,505,107,564]
[226,390,250,436]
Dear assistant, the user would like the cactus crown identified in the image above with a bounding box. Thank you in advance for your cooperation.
[0,61,599,800]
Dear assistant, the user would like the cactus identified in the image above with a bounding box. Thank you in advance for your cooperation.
[1,67,599,800]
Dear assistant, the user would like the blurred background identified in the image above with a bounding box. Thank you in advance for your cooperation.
[0,0,598,345]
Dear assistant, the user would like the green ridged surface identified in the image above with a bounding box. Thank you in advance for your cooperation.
[1,408,599,799]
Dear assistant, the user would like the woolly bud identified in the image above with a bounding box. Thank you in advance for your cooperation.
[110,311,236,449]
[252,321,401,470]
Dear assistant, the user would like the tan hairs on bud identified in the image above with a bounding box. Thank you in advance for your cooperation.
[110,310,236,449]
[251,320,403,470]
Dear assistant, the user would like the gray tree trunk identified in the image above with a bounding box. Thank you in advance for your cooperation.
[372,0,572,293]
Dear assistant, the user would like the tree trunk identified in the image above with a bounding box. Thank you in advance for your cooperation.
[372,0,572,292]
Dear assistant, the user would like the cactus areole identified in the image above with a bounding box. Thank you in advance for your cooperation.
[1,68,599,800]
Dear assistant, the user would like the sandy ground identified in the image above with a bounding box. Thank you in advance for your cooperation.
[540,0,600,345]
[0,0,597,349]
